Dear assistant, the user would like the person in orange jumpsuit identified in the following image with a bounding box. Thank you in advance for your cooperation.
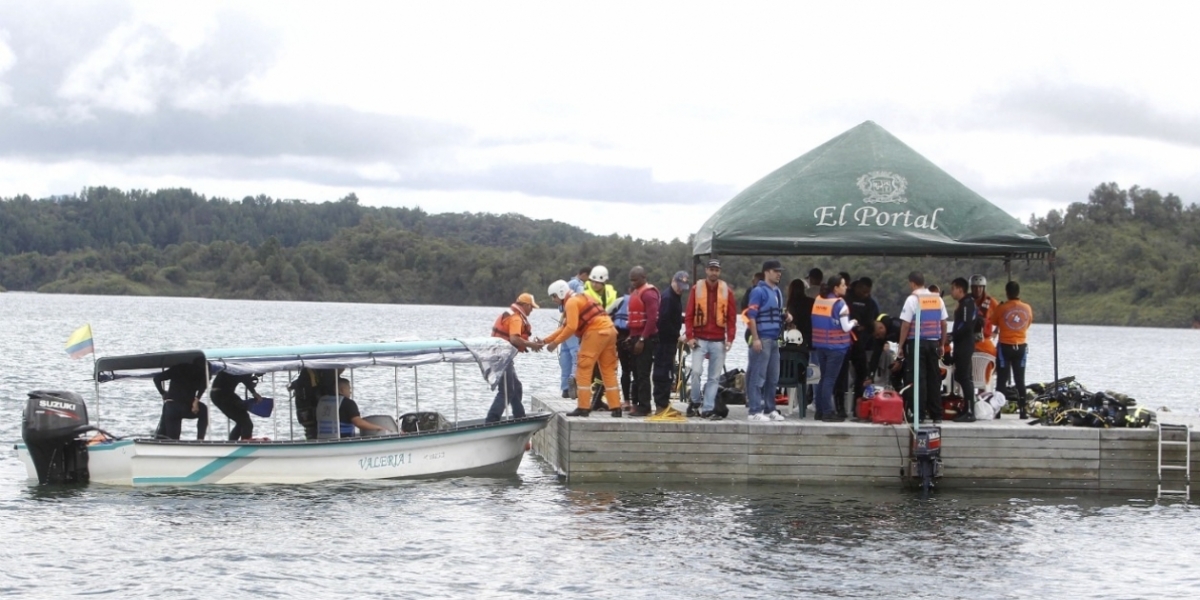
[544,280,623,417]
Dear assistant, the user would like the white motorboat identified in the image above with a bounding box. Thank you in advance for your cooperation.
[16,338,550,486]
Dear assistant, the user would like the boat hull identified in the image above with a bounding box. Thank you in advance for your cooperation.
[17,415,550,486]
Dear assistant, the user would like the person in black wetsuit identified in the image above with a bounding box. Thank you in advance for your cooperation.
[210,370,263,440]
[949,277,978,422]
[153,358,209,440]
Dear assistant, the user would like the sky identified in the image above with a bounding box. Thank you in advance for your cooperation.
[2,0,1198,242]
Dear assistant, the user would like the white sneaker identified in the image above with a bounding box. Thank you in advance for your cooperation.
[767,411,785,421]
[748,413,768,422]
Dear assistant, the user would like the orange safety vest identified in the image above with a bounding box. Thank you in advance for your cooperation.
[976,293,1000,337]
[627,283,658,331]
[491,304,532,348]
[693,280,730,327]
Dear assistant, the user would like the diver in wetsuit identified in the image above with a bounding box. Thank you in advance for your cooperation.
[210,370,263,440]
[153,359,209,440]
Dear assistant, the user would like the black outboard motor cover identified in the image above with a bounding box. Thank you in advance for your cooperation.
[22,390,93,485]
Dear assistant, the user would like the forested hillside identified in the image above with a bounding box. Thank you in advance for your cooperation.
[2,183,1198,327]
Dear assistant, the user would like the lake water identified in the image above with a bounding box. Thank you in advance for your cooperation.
[2,293,1198,599]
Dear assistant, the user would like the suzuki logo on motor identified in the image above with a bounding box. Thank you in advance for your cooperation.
[40,400,75,410]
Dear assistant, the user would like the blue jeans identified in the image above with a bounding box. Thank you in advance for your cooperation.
[487,364,525,422]
[690,339,726,411]
[746,340,780,415]
[558,337,579,392]
[811,347,847,416]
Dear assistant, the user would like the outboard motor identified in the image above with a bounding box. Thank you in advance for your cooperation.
[908,426,943,494]
[21,390,95,485]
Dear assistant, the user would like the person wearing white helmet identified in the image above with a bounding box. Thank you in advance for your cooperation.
[543,280,623,417]
[555,268,590,399]
[970,274,1000,341]
[584,265,621,311]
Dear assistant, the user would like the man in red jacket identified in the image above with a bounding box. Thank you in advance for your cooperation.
[625,266,660,417]
[684,259,738,418]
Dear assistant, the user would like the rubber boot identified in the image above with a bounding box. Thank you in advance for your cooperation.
[565,408,590,417]
[611,408,623,418]
[567,376,578,400]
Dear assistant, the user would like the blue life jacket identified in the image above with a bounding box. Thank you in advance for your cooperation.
[811,296,851,350]
[612,296,629,331]
[749,282,785,340]
[907,293,946,341]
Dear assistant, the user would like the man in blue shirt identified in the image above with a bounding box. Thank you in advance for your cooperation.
[745,260,789,421]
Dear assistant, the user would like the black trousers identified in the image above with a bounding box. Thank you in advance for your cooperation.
[952,345,975,416]
[631,337,657,411]
[997,343,1028,411]
[157,400,208,440]
[651,338,676,408]
[212,389,254,440]
[904,340,942,422]
[616,330,634,403]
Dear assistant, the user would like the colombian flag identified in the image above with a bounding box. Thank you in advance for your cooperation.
[66,324,94,359]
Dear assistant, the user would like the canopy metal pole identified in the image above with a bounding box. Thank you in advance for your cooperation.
[287,368,295,441]
[452,363,459,425]
[913,305,921,433]
[394,366,400,418]
[1051,253,1059,383]
[271,372,278,440]
[414,367,420,414]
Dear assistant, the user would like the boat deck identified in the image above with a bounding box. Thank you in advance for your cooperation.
[530,396,1199,492]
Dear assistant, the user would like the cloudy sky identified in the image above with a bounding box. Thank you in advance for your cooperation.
[2,1,1198,241]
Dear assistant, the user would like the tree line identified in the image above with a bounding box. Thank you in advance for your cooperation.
[2,183,1198,327]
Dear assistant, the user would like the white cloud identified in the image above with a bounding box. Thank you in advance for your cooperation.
[3,1,1200,242]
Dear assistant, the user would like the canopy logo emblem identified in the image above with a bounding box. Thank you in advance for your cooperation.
[856,171,908,204]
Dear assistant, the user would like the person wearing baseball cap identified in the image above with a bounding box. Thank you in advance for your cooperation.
[651,269,692,412]
[745,259,789,421]
[487,292,544,423]
[685,258,738,418]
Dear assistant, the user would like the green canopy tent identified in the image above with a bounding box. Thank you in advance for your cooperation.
[692,121,1061,404]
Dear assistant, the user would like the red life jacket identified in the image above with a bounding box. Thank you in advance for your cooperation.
[626,283,658,332]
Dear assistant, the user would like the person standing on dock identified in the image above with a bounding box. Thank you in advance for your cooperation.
[685,259,738,418]
[745,259,789,422]
[625,266,661,417]
[897,271,948,424]
[970,274,1001,340]
[653,270,690,414]
[948,277,978,422]
[487,292,545,423]
[988,281,1033,419]
[557,267,590,399]
[544,280,622,418]
[810,274,857,422]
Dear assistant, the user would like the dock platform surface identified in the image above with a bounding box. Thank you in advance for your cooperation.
[530,396,1198,492]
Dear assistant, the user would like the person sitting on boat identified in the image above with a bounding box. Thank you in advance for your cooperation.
[487,292,545,423]
[152,358,209,440]
[334,378,388,437]
[210,370,263,441]
[544,279,622,418]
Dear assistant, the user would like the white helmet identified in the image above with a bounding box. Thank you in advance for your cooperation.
[589,265,609,283]
[970,274,987,287]
[547,280,571,300]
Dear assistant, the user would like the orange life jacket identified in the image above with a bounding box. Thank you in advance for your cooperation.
[491,304,531,348]
[693,280,730,327]
[573,294,606,336]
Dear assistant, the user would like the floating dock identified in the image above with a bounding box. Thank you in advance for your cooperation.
[530,396,1197,493]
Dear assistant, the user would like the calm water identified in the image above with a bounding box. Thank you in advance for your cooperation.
[2,293,1198,599]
